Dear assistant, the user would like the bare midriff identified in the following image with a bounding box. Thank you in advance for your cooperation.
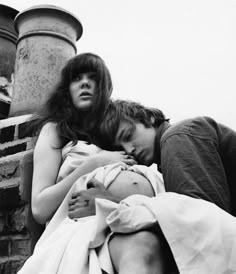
[107,170,155,200]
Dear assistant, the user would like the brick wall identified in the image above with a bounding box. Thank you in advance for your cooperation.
[0,115,44,274]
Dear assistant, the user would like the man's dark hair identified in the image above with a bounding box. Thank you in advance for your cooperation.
[98,99,169,150]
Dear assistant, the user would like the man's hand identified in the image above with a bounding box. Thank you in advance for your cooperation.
[68,178,118,219]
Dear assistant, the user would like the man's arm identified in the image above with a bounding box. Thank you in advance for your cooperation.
[161,133,231,213]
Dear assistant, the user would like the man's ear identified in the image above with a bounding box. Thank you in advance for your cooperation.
[150,116,155,125]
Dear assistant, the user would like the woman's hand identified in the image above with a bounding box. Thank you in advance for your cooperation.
[68,178,119,219]
[94,150,137,166]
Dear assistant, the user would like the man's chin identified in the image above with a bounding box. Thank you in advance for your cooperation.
[139,158,152,166]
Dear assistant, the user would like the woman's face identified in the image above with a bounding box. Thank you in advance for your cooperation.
[69,72,97,111]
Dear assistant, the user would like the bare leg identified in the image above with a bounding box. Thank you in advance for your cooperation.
[108,230,165,274]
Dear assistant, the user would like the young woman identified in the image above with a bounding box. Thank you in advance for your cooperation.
[30,52,136,225]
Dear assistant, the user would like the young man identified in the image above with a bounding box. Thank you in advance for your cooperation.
[100,99,236,217]
[67,99,236,273]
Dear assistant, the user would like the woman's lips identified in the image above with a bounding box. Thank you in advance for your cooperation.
[79,91,92,97]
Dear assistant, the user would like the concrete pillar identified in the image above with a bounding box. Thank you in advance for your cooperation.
[0,5,18,119]
[9,5,83,116]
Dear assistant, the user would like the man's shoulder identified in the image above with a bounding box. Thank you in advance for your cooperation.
[162,116,216,141]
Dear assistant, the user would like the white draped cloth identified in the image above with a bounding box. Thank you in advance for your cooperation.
[18,141,236,274]
[18,141,164,274]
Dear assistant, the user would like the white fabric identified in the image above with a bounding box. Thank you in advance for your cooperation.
[107,193,236,274]
[19,192,236,274]
[18,141,164,274]
[57,140,102,183]
[18,141,236,274]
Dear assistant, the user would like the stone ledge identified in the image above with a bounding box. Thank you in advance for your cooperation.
[0,158,20,180]
[0,150,31,162]
[0,114,31,128]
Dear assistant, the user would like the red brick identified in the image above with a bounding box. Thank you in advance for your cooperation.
[0,256,27,274]
[0,181,20,209]
[0,218,4,232]
[10,236,31,257]
[18,122,34,139]
[0,143,27,158]
[0,239,9,256]
[0,126,15,143]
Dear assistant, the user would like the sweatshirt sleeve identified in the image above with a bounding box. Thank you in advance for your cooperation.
[160,132,231,213]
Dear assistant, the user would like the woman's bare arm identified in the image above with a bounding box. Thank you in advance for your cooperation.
[31,123,136,224]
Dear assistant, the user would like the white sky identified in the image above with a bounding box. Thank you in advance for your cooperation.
[3,0,236,129]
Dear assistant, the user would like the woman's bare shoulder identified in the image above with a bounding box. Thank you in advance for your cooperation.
[40,121,57,133]
[36,122,62,149]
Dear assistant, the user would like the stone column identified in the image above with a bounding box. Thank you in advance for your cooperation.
[9,5,83,116]
[0,5,18,119]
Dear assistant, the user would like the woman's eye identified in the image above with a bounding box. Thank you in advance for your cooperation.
[75,75,81,81]
[88,73,97,81]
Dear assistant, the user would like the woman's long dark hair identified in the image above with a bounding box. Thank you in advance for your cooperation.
[30,52,113,146]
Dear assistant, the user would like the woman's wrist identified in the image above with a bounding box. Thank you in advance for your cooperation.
[90,154,107,168]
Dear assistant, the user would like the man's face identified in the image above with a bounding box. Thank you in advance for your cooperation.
[115,120,156,166]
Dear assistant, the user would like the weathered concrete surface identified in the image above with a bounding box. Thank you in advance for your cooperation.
[9,5,83,116]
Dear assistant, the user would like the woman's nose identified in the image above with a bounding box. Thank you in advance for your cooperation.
[81,75,89,83]
[80,76,90,87]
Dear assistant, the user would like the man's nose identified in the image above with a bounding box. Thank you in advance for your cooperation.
[124,143,135,155]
